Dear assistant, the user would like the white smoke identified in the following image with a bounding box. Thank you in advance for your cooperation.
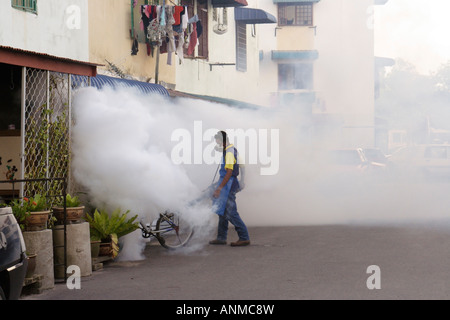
[71,85,450,261]
[71,86,278,260]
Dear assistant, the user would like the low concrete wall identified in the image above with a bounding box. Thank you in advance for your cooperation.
[23,229,54,291]
[53,222,92,279]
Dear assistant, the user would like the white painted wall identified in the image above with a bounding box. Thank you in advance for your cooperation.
[0,0,89,62]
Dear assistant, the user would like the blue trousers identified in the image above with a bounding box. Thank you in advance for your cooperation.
[216,191,250,241]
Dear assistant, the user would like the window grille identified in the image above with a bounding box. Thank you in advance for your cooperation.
[11,0,37,14]
[22,68,71,199]
[278,3,313,26]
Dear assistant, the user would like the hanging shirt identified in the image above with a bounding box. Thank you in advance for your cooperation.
[173,6,184,26]
[196,20,203,38]
[187,22,197,55]
[181,6,189,29]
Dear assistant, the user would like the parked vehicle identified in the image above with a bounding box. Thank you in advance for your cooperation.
[389,144,450,178]
[363,148,390,166]
[327,148,388,177]
[328,148,367,172]
[0,206,28,300]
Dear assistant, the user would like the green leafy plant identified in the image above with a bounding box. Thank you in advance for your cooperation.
[85,208,139,242]
[10,194,49,230]
[24,194,48,212]
[9,201,29,231]
[55,194,82,208]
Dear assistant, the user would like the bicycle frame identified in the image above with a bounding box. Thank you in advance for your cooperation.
[139,213,177,239]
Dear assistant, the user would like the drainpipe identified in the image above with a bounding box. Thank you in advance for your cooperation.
[155,47,160,84]
[19,67,26,198]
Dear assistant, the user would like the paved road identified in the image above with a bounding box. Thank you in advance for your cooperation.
[22,223,450,300]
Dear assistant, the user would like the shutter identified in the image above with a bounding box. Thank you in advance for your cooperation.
[236,23,247,71]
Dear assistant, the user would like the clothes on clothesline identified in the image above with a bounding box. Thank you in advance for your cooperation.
[137,4,203,64]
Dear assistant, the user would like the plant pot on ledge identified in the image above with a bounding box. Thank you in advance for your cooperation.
[26,253,37,278]
[98,241,113,257]
[91,240,101,259]
[25,211,51,231]
[52,206,85,224]
[98,234,119,258]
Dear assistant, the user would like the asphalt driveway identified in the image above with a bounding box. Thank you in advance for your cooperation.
[21,223,450,300]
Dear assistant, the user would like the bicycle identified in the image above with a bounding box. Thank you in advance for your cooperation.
[139,211,194,249]
[139,176,221,250]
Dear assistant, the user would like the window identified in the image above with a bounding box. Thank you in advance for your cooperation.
[11,0,37,14]
[278,63,313,90]
[182,0,209,59]
[236,23,247,72]
[278,3,313,26]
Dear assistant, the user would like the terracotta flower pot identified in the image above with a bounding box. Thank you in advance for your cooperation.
[26,253,37,278]
[25,210,50,231]
[91,240,101,258]
[52,206,85,224]
[99,242,113,257]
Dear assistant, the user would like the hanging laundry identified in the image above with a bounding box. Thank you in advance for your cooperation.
[165,5,176,66]
[141,5,151,35]
[175,34,184,64]
[160,2,166,26]
[131,36,139,55]
[182,6,189,30]
[187,22,197,56]
[140,5,153,56]
[188,14,199,24]
[173,6,184,26]
[196,20,203,38]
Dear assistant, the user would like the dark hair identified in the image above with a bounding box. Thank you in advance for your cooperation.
[215,131,227,158]
[214,131,227,144]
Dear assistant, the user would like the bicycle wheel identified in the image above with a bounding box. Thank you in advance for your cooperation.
[155,212,194,249]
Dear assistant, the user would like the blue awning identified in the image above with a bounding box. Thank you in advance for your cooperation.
[212,0,248,7]
[272,50,319,60]
[71,74,169,96]
[273,0,320,3]
[234,8,277,24]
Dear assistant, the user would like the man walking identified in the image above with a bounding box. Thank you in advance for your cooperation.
[209,131,250,247]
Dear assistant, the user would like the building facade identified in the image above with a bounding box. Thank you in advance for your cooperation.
[257,0,387,148]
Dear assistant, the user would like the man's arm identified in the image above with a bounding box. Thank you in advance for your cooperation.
[239,164,245,190]
[213,169,233,198]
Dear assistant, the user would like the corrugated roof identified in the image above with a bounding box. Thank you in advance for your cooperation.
[72,74,170,97]
[0,45,101,76]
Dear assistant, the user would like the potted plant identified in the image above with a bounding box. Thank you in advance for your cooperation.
[10,195,50,231]
[85,208,139,258]
[25,252,37,278]
[90,235,101,259]
[52,194,85,224]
